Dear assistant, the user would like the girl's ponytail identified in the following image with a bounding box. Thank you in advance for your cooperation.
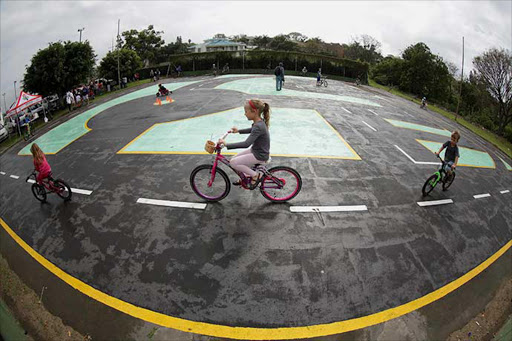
[262,102,270,128]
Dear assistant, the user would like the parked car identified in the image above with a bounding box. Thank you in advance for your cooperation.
[0,123,8,143]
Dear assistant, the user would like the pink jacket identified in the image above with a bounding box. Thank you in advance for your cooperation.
[34,155,51,175]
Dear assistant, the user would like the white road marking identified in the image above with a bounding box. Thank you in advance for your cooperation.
[10,175,19,179]
[71,188,93,195]
[362,121,377,132]
[341,107,352,114]
[290,205,368,213]
[137,198,207,210]
[394,145,439,165]
[500,190,510,194]
[26,179,91,195]
[474,193,491,199]
[417,199,453,207]
[0,172,5,175]
[368,109,379,116]
[190,88,195,90]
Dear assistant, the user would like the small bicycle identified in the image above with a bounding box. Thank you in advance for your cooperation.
[317,76,328,87]
[421,154,456,197]
[23,122,35,141]
[26,171,72,202]
[190,132,302,202]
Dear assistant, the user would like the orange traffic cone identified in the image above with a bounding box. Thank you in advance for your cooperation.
[166,96,173,103]
[157,98,162,105]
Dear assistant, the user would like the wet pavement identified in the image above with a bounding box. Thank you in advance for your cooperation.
[0,75,511,340]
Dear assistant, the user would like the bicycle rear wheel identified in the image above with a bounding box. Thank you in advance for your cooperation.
[442,172,456,191]
[31,183,47,202]
[324,80,328,87]
[260,166,302,202]
[422,174,438,197]
[55,179,72,201]
[190,165,230,202]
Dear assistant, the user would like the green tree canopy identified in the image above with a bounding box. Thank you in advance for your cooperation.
[98,49,142,80]
[269,34,298,51]
[473,48,512,135]
[344,35,383,64]
[23,41,96,97]
[121,25,165,66]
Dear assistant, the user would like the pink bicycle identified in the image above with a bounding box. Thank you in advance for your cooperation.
[190,132,302,202]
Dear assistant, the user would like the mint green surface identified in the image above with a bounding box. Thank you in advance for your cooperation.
[385,119,452,137]
[215,77,381,107]
[121,107,360,159]
[498,157,512,170]
[417,140,495,168]
[216,74,265,79]
[18,81,200,155]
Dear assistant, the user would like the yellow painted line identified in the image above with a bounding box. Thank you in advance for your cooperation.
[1,216,510,339]
[314,109,361,160]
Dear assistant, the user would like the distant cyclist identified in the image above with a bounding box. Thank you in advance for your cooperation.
[316,68,322,86]
[421,97,427,109]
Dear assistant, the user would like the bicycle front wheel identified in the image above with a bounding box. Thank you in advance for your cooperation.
[422,174,438,197]
[324,80,328,87]
[260,166,302,202]
[55,179,72,201]
[31,183,47,202]
[190,165,230,202]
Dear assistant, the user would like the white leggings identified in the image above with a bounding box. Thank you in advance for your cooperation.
[230,148,260,177]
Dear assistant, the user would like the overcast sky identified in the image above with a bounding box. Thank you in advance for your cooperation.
[1,0,511,111]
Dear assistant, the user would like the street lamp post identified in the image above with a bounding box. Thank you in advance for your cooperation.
[2,93,7,113]
[78,27,85,43]
[13,81,17,100]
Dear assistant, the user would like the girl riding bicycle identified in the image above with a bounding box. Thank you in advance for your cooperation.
[30,143,52,185]
[218,99,270,189]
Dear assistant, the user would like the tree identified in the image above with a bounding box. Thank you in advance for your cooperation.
[98,49,142,80]
[252,35,272,49]
[213,33,227,39]
[287,32,308,42]
[231,34,250,45]
[473,48,512,135]
[344,35,383,64]
[370,56,405,86]
[23,41,96,97]
[121,25,165,66]
[269,34,298,51]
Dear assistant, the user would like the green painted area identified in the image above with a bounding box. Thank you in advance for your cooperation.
[417,139,496,168]
[18,81,200,155]
[0,298,27,340]
[498,157,512,171]
[385,119,452,137]
[120,107,361,159]
[215,77,381,107]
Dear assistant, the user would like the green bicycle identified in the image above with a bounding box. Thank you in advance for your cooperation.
[421,154,456,197]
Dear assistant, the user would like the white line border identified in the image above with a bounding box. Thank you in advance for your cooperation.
[290,205,368,213]
[473,193,491,199]
[137,198,207,210]
[362,121,377,132]
[417,199,453,207]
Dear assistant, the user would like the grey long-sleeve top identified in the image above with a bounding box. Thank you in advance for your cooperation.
[226,120,270,161]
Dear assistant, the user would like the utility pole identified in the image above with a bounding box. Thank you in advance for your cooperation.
[455,36,464,122]
[13,81,17,100]
[78,27,85,43]
[117,19,121,90]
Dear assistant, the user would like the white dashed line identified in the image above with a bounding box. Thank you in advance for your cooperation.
[10,175,19,179]
[417,199,453,207]
[71,188,93,195]
[500,190,510,194]
[26,179,91,195]
[341,107,352,114]
[190,88,195,90]
[137,198,207,210]
[367,109,379,116]
[0,172,5,175]
[362,121,377,132]
[474,193,491,199]
[290,205,368,213]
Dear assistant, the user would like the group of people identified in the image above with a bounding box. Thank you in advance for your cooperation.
[65,84,95,112]
[149,69,161,82]
[274,63,325,89]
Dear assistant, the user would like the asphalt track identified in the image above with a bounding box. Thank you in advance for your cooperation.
[0,75,511,340]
